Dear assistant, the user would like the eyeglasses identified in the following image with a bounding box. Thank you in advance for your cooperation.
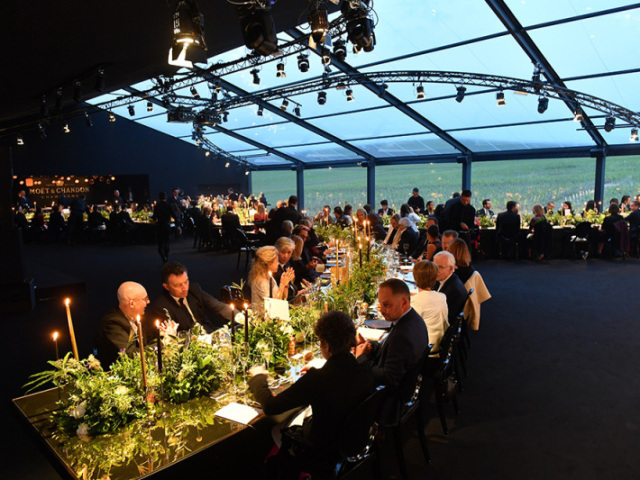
[131,296,149,304]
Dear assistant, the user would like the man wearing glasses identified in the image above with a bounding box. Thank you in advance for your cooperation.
[96,281,151,369]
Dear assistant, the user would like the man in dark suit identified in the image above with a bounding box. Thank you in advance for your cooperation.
[283,195,303,225]
[96,281,150,369]
[433,251,468,321]
[496,201,521,257]
[476,199,494,218]
[249,311,374,476]
[407,188,425,214]
[111,189,124,208]
[378,199,394,217]
[17,190,31,210]
[149,262,232,333]
[153,191,176,262]
[625,201,640,253]
[356,278,429,389]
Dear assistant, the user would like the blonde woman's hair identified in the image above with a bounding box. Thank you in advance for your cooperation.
[249,246,278,283]
[275,236,295,252]
[291,235,304,261]
[413,260,439,290]
[532,203,545,217]
[257,203,265,215]
[447,238,471,267]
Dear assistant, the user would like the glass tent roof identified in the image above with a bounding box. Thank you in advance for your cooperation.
[87,0,640,169]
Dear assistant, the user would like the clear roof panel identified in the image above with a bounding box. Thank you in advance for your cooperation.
[277,143,361,163]
[227,121,329,148]
[505,0,634,26]
[351,133,459,157]
[566,73,640,113]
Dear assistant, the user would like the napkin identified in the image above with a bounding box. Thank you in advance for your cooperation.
[214,402,260,425]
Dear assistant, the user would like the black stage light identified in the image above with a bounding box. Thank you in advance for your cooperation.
[222,111,229,122]
[573,108,583,122]
[604,116,615,132]
[309,5,329,45]
[537,96,548,114]
[297,53,309,73]
[84,111,93,127]
[17,134,24,146]
[346,88,354,102]
[238,8,278,56]
[281,99,289,111]
[456,86,466,103]
[63,123,71,134]
[276,62,286,78]
[496,91,505,106]
[95,68,105,92]
[257,105,264,116]
[38,123,47,139]
[630,128,638,142]
[294,106,301,117]
[343,0,375,53]
[333,39,347,62]
[109,112,116,122]
[317,91,327,105]
[147,101,154,112]
[416,85,425,100]
[190,85,200,98]
[128,105,135,116]
[73,80,82,103]
[321,46,331,66]
[251,68,260,85]
[214,82,222,93]
[169,0,208,68]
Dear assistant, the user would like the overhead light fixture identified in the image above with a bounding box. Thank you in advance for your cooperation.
[40,95,48,117]
[604,116,615,132]
[309,5,329,45]
[416,85,425,100]
[17,134,24,146]
[294,106,301,117]
[346,88,354,102]
[190,85,200,98]
[128,105,135,116]
[108,111,116,122]
[573,108,584,122]
[333,39,347,62]
[281,99,289,111]
[496,91,506,106]
[297,53,309,73]
[276,62,286,78]
[631,128,638,142]
[238,7,278,56]
[245,170,250,176]
[317,91,327,105]
[73,80,82,103]
[168,0,208,68]
[320,46,331,66]
[147,101,154,112]
[257,105,264,116]
[222,111,229,122]
[225,161,230,168]
[205,150,210,157]
[95,68,105,92]
[343,1,375,53]
[251,68,260,85]
[63,123,71,134]
[38,123,47,139]
[456,86,466,103]
[214,82,222,93]
[84,111,93,127]
[537,96,549,114]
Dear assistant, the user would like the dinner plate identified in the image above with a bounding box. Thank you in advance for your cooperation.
[364,319,392,329]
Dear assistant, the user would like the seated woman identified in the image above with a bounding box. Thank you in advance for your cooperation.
[597,203,624,255]
[290,235,316,290]
[447,237,474,283]
[354,208,367,231]
[560,201,574,216]
[528,203,549,260]
[397,217,419,256]
[414,224,441,262]
[410,260,449,353]
[254,202,267,225]
[367,213,387,242]
[248,311,374,477]
[580,200,598,216]
[249,246,295,312]
[400,203,421,232]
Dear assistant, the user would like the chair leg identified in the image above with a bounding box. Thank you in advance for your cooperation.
[457,345,468,377]
[236,249,241,270]
[435,389,449,435]
[245,249,251,272]
[393,425,408,480]
[452,390,461,415]
[415,405,431,464]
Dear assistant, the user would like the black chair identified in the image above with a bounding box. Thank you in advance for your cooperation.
[531,220,552,260]
[380,347,432,480]
[432,355,460,435]
[570,221,592,259]
[220,284,246,305]
[236,228,261,272]
[281,385,389,480]
[498,234,520,260]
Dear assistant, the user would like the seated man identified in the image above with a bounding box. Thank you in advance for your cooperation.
[476,199,494,218]
[625,200,640,253]
[149,262,232,332]
[356,278,429,389]
[433,251,468,322]
[249,311,374,477]
[96,281,150,369]
[496,200,521,258]
[378,199,394,216]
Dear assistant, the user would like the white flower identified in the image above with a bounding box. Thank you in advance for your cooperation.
[71,401,87,419]
[76,423,89,436]
[234,312,246,324]
[115,385,129,395]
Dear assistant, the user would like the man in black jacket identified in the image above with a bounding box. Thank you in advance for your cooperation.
[356,278,429,389]
[153,191,176,262]
[149,262,232,332]
[433,251,468,322]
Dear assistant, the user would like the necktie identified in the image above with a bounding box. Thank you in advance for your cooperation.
[179,298,197,324]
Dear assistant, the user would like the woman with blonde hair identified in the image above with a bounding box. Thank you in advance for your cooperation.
[447,237,474,283]
[249,246,294,312]
[410,260,449,352]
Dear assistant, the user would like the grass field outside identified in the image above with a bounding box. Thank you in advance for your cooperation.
[252,155,639,215]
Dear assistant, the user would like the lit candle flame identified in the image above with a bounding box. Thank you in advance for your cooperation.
[53,331,59,341]
[155,319,160,328]
[64,298,70,307]
[243,303,248,309]
[136,314,141,323]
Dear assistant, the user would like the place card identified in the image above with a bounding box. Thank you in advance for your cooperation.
[214,402,260,425]
[357,326,386,342]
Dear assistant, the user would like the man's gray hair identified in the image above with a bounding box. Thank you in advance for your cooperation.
[434,250,456,268]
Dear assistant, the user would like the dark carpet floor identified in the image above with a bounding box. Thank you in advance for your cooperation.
[2,238,639,479]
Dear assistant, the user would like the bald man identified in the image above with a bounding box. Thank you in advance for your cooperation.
[96,281,150,369]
